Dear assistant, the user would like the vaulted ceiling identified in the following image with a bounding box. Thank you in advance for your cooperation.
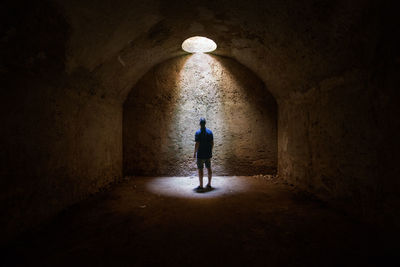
[55,0,381,103]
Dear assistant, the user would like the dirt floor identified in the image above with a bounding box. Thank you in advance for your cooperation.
[2,176,396,267]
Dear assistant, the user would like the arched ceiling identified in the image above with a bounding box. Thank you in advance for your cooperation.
[55,0,381,103]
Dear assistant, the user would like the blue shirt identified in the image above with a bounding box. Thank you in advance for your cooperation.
[195,128,213,159]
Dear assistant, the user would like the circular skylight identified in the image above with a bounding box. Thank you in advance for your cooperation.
[182,36,217,53]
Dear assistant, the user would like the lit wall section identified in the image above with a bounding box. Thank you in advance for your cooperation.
[123,54,277,176]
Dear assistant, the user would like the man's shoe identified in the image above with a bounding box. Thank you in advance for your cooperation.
[196,186,204,192]
[206,184,212,189]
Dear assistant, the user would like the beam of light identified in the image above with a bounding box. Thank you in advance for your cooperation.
[181,36,217,53]
[125,49,276,178]
[169,53,231,176]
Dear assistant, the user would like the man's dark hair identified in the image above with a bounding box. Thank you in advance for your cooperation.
[199,117,206,125]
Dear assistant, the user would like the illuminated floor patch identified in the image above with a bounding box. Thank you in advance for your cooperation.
[144,176,251,198]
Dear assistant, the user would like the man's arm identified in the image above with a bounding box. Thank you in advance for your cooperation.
[211,132,214,150]
[194,141,199,158]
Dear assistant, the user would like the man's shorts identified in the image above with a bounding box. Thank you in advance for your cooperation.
[197,158,211,169]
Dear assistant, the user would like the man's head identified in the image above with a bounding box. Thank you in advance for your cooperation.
[199,117,206,128]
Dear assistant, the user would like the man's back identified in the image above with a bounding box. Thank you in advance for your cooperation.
[195,128,213,159]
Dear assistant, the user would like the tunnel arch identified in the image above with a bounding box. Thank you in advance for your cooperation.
[58,0,374,104]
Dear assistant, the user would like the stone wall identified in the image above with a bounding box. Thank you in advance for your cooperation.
[0,1,122,244]
[1,77,123,244]
[277,4,400,227]
[278,68,400,225]
[124,54,277,176]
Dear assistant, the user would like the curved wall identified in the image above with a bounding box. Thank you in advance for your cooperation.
[124,54,277,176]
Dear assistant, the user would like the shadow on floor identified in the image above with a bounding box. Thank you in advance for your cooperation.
[193,186,217,193]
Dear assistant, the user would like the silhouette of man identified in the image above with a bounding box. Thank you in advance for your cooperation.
[193,117,214,191]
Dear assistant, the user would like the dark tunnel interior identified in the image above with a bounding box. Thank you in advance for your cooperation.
[1,0,399,266]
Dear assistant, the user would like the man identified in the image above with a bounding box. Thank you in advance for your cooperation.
[193,117,214,191]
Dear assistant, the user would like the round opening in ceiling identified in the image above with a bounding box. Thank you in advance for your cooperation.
[182,36,217,53]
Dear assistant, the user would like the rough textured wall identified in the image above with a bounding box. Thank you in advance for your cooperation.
[0,1,122,244]
[124,54,277,176]
[277,4,400,227]
[278,68,399,225]
[279,71,378,213]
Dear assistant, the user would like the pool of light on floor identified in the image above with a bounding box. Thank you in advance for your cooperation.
[145,176,250,198]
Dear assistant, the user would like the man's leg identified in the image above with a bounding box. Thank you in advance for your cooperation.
[206,167,212,187]
[198,168,204,188]
[196,158,204,188]
[205,159,212,187]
